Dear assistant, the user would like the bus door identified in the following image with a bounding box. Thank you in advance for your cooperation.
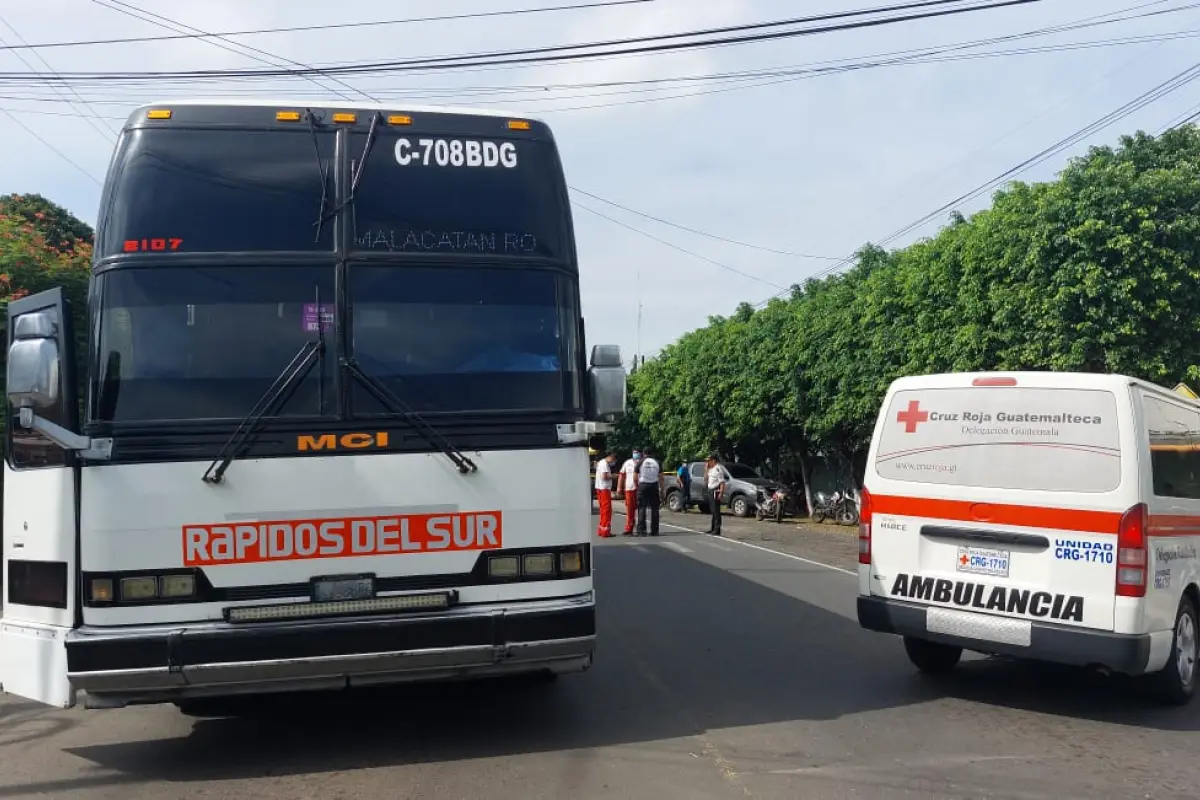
[1,288,79,708]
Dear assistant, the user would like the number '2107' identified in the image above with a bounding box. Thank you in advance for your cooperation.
[123,238,183,252]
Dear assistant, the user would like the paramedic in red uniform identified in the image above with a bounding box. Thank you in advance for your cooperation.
[617,450,641,535]
[594,451,617,538]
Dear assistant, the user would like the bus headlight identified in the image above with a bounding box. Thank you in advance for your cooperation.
[481,545,590,582]
[120,577,158,601]
[160,574,197,598]
[488,555,520,579]
[559,551,584,575]
[523,554,555,576]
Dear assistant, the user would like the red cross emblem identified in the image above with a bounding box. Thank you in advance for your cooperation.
[896,400,929,433]
[959,553,969,566]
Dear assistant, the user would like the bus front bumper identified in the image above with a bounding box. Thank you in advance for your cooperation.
[66,594,595,706]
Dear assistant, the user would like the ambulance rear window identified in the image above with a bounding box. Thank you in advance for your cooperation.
[874,386,1121,493]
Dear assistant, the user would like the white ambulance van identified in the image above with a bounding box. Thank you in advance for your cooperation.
[857,371,1200,705]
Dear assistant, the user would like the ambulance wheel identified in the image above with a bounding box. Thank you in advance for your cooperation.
[1153,594,1197,706]
[903,637,962,674]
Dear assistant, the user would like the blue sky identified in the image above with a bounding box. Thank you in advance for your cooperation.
[1,0,1197,365]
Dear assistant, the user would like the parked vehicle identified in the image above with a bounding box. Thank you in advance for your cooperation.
[857,370,1200,705]
[664,461,777,517]
[811,489,860,526]
[755,485,792,523]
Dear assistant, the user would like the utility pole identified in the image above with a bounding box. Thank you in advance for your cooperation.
[636,268,643,365]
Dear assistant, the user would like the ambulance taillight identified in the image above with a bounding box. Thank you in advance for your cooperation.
[858,486,873,565]
[1115,502,1148,598]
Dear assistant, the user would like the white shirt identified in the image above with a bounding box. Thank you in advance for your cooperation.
[638,457,661,484]
[594,459,613,491]
[619,458,639,491]
[706,465,726,490]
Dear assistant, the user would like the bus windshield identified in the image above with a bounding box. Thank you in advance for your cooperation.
[90,110,582,425]
[91,264,581,423]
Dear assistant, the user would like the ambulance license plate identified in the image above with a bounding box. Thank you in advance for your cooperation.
[955,546,1010,578]
[312,575,375,602]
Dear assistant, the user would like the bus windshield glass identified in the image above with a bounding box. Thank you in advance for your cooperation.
[98,128,336,256]
[90,265,582,423]
[91,265,337,423]
[350,131,568,262]
[349,265,582,414]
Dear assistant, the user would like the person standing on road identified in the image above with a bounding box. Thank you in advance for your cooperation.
[676,462,691,511]
[635,448,664,536]
[617,449,641,535]
[594,451,617,538]
[704,454,727,536]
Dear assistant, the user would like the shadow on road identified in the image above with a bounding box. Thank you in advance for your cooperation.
[0,698,77,749]
[4,543,1193,794]
[922,656,1200,731]
[50,546,936,789]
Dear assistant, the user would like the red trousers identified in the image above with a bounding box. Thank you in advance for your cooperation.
[596,489,613,537]
[624,490,637,532]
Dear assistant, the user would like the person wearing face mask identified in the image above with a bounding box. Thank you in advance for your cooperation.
[616,449,641,536]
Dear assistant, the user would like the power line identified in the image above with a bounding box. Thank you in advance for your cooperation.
[0,0,656,51]
[535,2,1200,112]
[569,186,842,259]
[0,1,1176,103]
[0,108,101,185]
[854,14,1172,234]
[0,1,1042,83]
[0,14,115,142]
[1158,100,1200,131]
[89,0,368,102]
[753,56,1200,307]
[5,25,1197,117]
[872,60,1200,249]
[572,199,787,289]
[5,29,1197,110]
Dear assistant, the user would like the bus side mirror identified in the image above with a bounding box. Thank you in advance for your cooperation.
[588,344,626,421]
[7,311,62,411]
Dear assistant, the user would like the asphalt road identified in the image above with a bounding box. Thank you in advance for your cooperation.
[1,509,1197,799]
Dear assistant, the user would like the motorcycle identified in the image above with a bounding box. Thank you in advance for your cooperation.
[810,489,860,526]
[755,485,792,523]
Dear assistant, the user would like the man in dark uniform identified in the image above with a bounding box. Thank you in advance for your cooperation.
[635,447,664,536]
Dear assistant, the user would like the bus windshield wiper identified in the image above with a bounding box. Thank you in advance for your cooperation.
[315,110,381,228]
[342,359,478,475]
[202,338,323,484]
[307,109,331,243]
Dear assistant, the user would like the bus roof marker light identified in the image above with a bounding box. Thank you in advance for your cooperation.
[276,110,301,122]
[146,109,172,119]
[332,112,356,123]
[387,114,412,125]
[507,120,531,130]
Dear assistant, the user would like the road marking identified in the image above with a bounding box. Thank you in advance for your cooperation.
[615,512,856,577]
[662,541,694,554]
[702,539,732,552]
